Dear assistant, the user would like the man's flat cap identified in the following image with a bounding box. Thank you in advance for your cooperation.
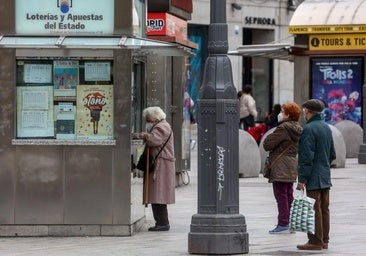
[302,99,325,113]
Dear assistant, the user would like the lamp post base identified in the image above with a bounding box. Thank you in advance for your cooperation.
[358,144,366,164]
[188,214,249,255]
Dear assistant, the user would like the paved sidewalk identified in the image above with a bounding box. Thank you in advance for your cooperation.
[1,128,366,255]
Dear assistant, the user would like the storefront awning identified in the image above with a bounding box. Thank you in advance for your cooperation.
[289,0,366,34]
[228,43,307,62]
[0,35,192,56]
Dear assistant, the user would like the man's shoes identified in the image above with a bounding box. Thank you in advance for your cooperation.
[297,242,323,250]
[269,225,294,234]
[323,243,328,249]
[148,225,170,232]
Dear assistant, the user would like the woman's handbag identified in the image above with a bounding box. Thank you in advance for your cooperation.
[136,131,172,173]
[289,188,315,234]
[136,151,155,172]
[261,142,295,179]
[262,157,271,178]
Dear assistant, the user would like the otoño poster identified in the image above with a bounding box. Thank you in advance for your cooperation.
[76,85,113,140]
[311,57,363,125]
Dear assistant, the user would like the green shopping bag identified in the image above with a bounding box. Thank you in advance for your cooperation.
[289,188,315,234]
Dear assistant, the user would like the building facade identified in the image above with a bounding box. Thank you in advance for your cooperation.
[289,0,366,127]
[189,0,299,120]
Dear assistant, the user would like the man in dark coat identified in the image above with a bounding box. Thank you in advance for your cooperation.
[297,99,336,250]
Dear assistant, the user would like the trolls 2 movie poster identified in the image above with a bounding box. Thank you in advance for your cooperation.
[311,57,363,125]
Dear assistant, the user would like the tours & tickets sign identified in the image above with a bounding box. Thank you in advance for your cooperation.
[309,34,366,50]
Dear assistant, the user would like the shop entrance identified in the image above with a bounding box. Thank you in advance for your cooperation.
[242,28,274,121]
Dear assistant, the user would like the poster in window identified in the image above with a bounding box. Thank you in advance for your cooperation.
[55,102,76,140]
[54,60,79,97]
[76,85,113,140]
[311,57,363,125]
[16,86,54,138]
[84,62,111,81]
[24,64,52,84]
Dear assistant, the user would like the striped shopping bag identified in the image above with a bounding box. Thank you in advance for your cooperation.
[289,188,315,234]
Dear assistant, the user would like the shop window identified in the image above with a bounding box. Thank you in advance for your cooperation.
[16,59,114,141]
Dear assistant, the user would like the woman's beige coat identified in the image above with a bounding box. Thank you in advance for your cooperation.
[145,120,175,204]
[239,93,258,119]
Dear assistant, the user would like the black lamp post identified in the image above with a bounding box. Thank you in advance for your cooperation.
[358,82,366,163]
[188,0,249,254]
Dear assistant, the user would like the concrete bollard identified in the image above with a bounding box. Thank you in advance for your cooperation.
[238,129,261,177]
[259,125,346,169]
[334,120,363,158]
[329,124,346,168]
[259,127,276,172]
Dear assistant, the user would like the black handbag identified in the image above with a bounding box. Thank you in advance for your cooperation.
[262,157,271,178]
[136,131,172,173]
[136,152,155,172]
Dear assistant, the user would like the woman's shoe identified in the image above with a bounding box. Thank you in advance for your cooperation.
[148,225,170,231]
[269,225,292,234]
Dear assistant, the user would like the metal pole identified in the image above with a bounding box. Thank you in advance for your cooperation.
[144,147,150,205]
[358,81,366,163]
[188,0,249,254]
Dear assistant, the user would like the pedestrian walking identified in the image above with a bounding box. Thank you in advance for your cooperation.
[132,106,175,231]
[264,103,281,131]
[239,86,257,131]
[296,99,336,250]
[263,102,303,234]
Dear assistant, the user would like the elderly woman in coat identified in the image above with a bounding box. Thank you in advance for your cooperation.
[132,106,175,232]
[263,102,303,234]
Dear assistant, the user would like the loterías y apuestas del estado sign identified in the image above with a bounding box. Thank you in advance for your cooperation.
[15,0,114,35]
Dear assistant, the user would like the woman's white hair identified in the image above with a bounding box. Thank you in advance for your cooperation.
[142,106,166,121]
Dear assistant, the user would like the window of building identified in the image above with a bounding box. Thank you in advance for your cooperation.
[242,28,274,121]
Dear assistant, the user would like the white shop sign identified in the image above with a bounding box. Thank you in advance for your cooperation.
[16,0,114,35]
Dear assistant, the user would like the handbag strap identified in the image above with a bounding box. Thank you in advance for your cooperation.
[268,142,296,169]
[150,131,172,163]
